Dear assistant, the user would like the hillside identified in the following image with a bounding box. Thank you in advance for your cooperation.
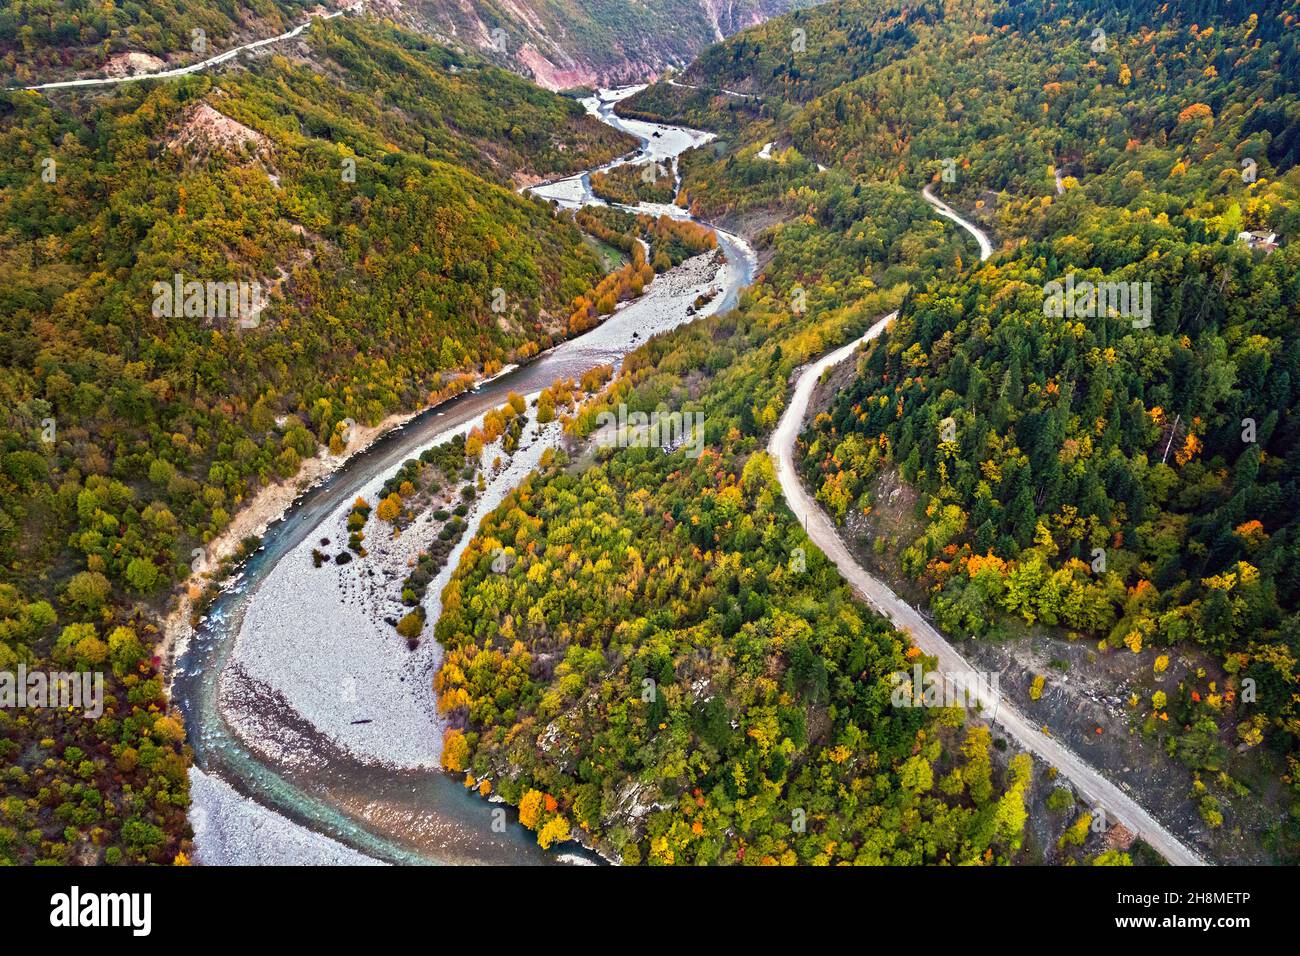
[0,0,329,86]
[616,0,1300,860]
[383,0,827,90]
[1,0,826,91]
[0,13,634,864]
[434,181,1042,865]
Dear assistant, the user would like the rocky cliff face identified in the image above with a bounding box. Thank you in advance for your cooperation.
[391,0,820,89]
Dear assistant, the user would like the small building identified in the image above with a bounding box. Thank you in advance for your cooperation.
[1237,230,1279,252]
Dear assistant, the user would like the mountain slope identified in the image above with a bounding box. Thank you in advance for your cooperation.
[399,0,824,89]
[0,0,330,86]
[622,0,1300,861]
[0,13,634,864]
[1,0,829,91]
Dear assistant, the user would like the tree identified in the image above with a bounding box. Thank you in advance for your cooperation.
[1059,812,1091,849]
[396,611,423,641]
[899,754,934,794]
[124,558,160,593]
[54,623,96,664]
[441,729,470,772]
[537,815,572,849]
[65,571,110,611]
[1091,850,1132,866]
[376,493,402,523]
[537,394,556,424]
[74,632,108,667]
[518,789,546,829]
[107,626,146,677]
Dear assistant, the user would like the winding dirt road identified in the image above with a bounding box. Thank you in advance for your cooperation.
[921,184,994,261]
[18,7,1203,862]
[8,3,364,92]
[666,78,760,100]
[768,187,1206,866]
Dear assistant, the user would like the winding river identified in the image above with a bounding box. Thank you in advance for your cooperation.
[173,86,755,865]
[173,76,1199,867]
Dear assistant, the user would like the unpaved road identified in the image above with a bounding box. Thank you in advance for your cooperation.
[667,78,759,100]
[922,184,995,260]
[9,3,364,92]
[767,189,1206,867]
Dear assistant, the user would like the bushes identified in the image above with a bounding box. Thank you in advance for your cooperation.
[124,558,160,594]
[396,610,425,647]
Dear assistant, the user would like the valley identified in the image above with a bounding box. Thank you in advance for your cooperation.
[175,86,756,864]
[1,0,1297,875]
[0,0,820,92]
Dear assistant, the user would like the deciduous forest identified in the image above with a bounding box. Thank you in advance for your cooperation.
[0,14,632,864]
[3,0,1298,870]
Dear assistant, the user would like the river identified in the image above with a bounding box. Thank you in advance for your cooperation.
[173,86,755,865]
[170,75,1203,868]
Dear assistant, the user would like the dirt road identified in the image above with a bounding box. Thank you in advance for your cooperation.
[767,190,1206,866]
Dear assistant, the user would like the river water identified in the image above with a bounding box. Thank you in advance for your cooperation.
[173,86,756,865]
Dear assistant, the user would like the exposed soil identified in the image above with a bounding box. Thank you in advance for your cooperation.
[103,52,167,77]
[166,102,274,167]
[836,466,1286,864]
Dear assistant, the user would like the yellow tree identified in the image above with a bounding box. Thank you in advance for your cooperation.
[441,729,470,772]
[518,789,545,829]
[537,815,572,849]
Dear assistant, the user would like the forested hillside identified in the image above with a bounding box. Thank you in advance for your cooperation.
[1,0,825,91]
[399,0,823,90]
[434,180,1059,864]
[0,13,633,864]
[616,0,1300,858]
[0,0,328,86]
